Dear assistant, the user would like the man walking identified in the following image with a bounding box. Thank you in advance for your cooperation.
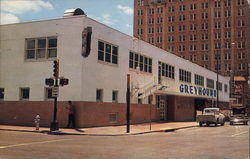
[67,101,75,128]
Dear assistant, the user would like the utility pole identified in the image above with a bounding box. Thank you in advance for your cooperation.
[216,53,219,108]
[126,74,130,133]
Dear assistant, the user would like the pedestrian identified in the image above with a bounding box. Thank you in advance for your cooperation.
[67,101,75,128]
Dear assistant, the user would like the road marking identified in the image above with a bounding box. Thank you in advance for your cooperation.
[231,131,248,137]
[0,138,74,149]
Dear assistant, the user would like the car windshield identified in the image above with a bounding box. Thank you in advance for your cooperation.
[204,109,218,114]
[232,108,245,115]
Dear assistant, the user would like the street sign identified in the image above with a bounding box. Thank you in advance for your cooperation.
[52,87,59,97]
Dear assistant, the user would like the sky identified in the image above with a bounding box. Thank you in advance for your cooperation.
[0,0,134,35]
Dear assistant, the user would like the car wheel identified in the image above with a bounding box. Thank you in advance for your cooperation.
[199,122,203,127]
[215,119,219,126]
[221,121,225,126]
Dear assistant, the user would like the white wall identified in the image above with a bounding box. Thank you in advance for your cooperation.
[0,15,230,103]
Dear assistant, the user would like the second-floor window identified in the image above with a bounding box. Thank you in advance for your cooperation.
[25,37,57,60]
[179,69,191,83]
[129,52,152,73]
[98,41,118,64]
[195,74,204,86]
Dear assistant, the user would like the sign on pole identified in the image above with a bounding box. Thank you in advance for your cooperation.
[52,87,59,97]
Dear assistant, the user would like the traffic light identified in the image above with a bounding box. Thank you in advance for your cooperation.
[53,60,59,78]
[45,78,54,86]
[59,78,69,86]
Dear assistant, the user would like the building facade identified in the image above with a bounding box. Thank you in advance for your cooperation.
[134,0,250,107]
[0,11,230,127]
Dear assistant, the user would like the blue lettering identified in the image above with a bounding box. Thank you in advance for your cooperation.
[194,86,198,95]
[185,85,189,93]
[203,88,206,96]
[198,88,202,95]
[206,89,209,96]
[180,84,184,93]
[190,86,193,94]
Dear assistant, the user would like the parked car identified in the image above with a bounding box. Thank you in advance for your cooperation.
[230,107,249,125]
[197,108,225,127]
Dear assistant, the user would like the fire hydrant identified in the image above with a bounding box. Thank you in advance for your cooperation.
[34,115,40,131]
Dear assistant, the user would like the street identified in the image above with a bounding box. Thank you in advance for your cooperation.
[0,124,249,159]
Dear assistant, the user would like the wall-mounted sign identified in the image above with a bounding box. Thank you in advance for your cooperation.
[179,84,217,97]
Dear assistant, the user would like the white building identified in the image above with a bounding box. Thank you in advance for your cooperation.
[0,9,230,127]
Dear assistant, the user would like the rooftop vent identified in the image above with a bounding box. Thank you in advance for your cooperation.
[64,8,86,17]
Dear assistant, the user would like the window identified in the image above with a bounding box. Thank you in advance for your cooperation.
[237,0,244,5]
[202,12,208,19]
[25,37,57,60]
[148,18,154,24]
[137,0,144,6]
[179,69,191,83]
[224,21,231,28]
[207,79,214,89]
[168,26,175,32]
[238,20,245,27]
[0,88,4,100]
[202,2,208,9]
[137,19,143,25]
[224,10,231,17]
[224,31,231,39]
[20,88,30,100]
[215,1,221,8]
[159,61,175,79]
[190,34,197,41]
[217,82,223,91]
[189,54,197,62]
[237,41,245,49]
[178,45,185,52]
[149,8,154,14]
[224,63,231,71]
[112,90,118,103]
[224,0,230,7]
[96,89,103,102]
[179,35,185,42]
[224,52,231,60]
[190,14,196,21]
[179,25,186,31]
[169,6,175,12]
[129,52,152,73]
[238,9,244,16]
[190,24,197,31]
[224,84,228,93]
[214,11,221,18]
[201,33,208,40]
[214,22,221,29]
[179,15,185,21]
[238,52,245,59]
[195,74,204,86]
[190,4,197,10]
[202,54,209,61]
[98,41,118,64]
[238,31,245,38]
[137,9,143,16]
[238,63,246,70]
[202,23,208,30]
[45,88,54,100]
[168,36,175,42]
[179,5,185,11]
[190,44,197,51]
[201,43,209,51]
[168,16,175,23]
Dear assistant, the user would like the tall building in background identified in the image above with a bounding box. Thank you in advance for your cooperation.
[134,0,250,107]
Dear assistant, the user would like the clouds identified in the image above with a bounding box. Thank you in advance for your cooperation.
[117,4,133,15]
[0,0,53,24]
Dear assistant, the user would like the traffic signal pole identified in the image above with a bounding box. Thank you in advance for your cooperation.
[50,60,59,131]
[50,78,59,131]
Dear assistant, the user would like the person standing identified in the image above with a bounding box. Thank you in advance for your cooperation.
[67,101,75,128]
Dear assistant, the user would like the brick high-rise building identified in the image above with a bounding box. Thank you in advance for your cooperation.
[134,0,250,108]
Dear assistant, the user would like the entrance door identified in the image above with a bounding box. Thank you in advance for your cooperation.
[159,96,167,120]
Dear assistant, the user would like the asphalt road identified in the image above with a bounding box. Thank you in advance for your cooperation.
[0,124,249,159]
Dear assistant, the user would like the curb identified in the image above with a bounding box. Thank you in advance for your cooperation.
[0,125,198,136]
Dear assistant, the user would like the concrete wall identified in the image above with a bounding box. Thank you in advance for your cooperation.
[0,101,160,128]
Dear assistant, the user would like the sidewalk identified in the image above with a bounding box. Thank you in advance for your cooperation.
[0,122,198,136]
